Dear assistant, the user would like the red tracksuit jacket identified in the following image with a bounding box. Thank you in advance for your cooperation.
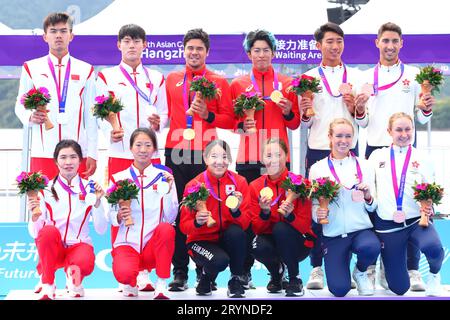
[165,65,234,151]
[230,67,300,164]
[180,170,251,243]
[249,169,314,238]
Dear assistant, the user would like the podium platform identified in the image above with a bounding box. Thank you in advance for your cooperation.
[5,285,450,300]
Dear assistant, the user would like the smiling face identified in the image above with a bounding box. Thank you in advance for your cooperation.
[262,142,287,177]
[204,144,230,178]
[56,147,80,181]
[184,39,209,70]
[130,133,155,168]
[376,30,403,65]
[317,31,344,66]
[117,36,147,67]
[388,116,413,147]
[247,40,274,72]
[43,22,73,58]
[329,123,354,159]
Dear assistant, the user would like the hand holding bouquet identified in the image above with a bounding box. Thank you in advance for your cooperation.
[17,171,49,221]
[21,87,53,130]
[415,65,444,96]
[310,177,340,225]
[181,182,215,227]
[186,76,220,116]
[106,179,139,226]
[233,92,265,134]
[290,74,321,117]
[278,173,311,216]
[412,182,444,227]
[93,93,125,136]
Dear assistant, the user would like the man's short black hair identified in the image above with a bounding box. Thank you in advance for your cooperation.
[43,12,73,33]
[183,28,210,51]
[314,22,344,43]
[243,29,277,53]
[118,24,146,42]
[378,22,402,38]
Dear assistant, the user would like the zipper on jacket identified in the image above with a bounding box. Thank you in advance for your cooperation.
[261,75,265,129]
[63,193,72,244]
[140,179,145,253]
[218,180,223,234]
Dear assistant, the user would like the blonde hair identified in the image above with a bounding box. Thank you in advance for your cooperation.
[388,112,413,130]
[328,118,354,149]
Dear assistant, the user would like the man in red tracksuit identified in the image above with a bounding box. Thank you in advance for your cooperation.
[165,29,234,291]
[230,29,300,287]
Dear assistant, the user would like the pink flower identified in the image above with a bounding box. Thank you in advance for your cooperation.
[245,91,256,98]
[316,177,327,186]
[415,183,428,191]
[43,175,49,185]
[16,171,28,183]
[107,184,117,195]
[192,76,203,82]
[37,87,50,98]
[187,183,201,194]
[288,172,303,185]
[95,95,108,104]
[433,68,441,74]
[292,78,300,87]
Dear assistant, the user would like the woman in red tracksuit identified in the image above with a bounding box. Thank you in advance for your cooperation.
[180,139,251,298]
[250,138,315,297]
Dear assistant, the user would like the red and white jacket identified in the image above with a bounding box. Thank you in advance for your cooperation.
[180,170,251,243]
[96,62,168,159]
[28,175,108,246]
[230,67,300,164]
[109,164,178,253]
[165,65,234,152]
[15,53,98,160]
[249,169,314,237]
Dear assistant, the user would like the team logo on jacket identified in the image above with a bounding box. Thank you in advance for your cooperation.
[176,80,184,87]
[225,185,235,195]
[412,161,420,169]
[245,84,254,92]
[71,74,80,81]
[379,161,385,168]
[402,78,411,93]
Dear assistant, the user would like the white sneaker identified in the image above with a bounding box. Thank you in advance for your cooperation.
[117,283,124,292]
[409,270,426,292]
[352,266,374,296]
[137,270,155,292]
[66,267,84,298]
[122,284,138,297]
[34,277,43,294]
[154,278,170,300]
[378,265,389,290]
[367,265,376,290]
[306,267,324,289]
[426,272,443,296]
[39,283,56,300]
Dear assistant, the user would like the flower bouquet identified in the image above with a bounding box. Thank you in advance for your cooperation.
[412,182,444,227]
[309,177,340,224]
[186,76,220,116]
[21,87,53,130]
[181,182,215,227]
[233,91,265,134]
[106,179,139,226]
[415,65,444,96]
[290,74,321,117]
[93,93,125,133]
[17,171,49,221]
[278,172,311,216]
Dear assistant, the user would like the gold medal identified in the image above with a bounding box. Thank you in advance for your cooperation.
[225,195,239,209]
[183,128,195,140]
[259,187,274,199]
[270,90,283,104]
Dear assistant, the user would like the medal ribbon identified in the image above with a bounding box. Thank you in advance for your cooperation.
[264,178,283,207]
[327,152,362,190]
[318,64,347,98]
[250,70,279,100]
[130,166,163,190]
[119,65,153,104]
[373,62,404,95]
[203,171,237,202]
[390,144,412,211]
[48,56,71,114]
[57,175,86,196]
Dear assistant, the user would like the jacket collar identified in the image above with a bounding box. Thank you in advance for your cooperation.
[251,66,274,80]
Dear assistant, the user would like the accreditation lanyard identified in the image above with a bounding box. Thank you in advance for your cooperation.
[327,152,362,190]
[250,70,279,100]
[390,145,412,211]
[57,175,86,196]
[318,64,347,98]
[48,56,71,114]
[203,171,237,202]
[129,166,163,190]
[119,64,153,104]
[373,62,404,95]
